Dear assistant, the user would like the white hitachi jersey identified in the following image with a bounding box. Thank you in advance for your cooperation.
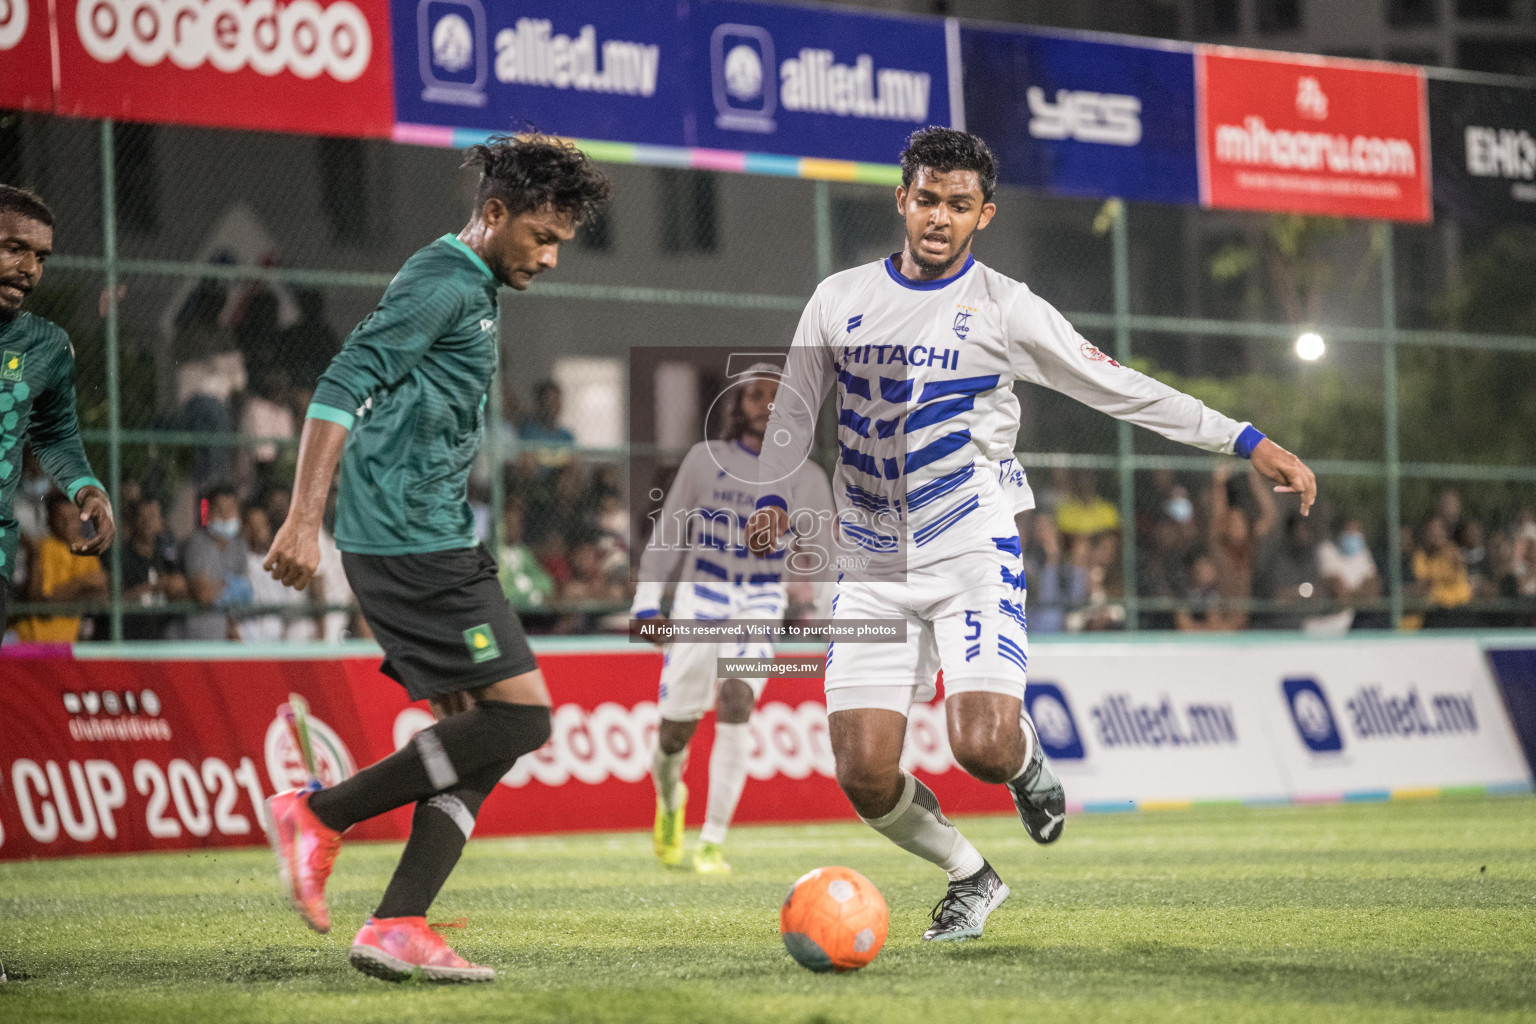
[757,254,1257,569]
[633,439,834,621]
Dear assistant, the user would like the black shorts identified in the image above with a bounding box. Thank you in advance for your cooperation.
[342,544,539,702]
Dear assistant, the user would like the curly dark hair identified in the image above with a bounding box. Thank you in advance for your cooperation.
[0,184,54,227]
[462,133,612,224]
[899,127,998,204]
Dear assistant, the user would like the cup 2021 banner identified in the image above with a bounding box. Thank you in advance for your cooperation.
[0,637,1529,861]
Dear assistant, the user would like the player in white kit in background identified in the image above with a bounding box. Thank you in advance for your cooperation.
[633,365,834,873]
[748,129,1317,941]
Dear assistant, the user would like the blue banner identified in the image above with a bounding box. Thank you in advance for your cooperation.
[686,0,950,164]
[959,28,1199,205]
[391,0,689,146]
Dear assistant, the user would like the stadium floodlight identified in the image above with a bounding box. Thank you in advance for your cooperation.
[1295,331,1326,361]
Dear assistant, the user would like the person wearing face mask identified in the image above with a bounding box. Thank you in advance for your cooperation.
[181,483,253,640]
[1316,517,1381,631]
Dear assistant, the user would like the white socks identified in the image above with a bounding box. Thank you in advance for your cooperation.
[1010,713,1040,783]
[700,722,752,846]
[860,771,986,881]
[652,745,687,812]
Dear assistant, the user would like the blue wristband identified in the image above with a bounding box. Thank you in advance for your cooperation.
[1234,425,1267,460]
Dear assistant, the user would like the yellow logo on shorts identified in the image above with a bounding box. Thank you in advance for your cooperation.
[463,624,500,663]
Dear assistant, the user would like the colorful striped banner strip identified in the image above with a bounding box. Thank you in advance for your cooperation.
[392,125,904,185]
[1066,781,1533,815]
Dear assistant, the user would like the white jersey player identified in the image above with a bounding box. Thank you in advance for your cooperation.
[633,367,834,873]
[748,128,1316,942]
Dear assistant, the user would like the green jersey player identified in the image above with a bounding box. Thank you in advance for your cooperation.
[260,135,610,983]
[0,185,114,638]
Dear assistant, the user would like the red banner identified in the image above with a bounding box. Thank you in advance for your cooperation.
[0,649,1007,861]
[1198,48,1431,222]
[53,0,394,136]
[0,0,55,111]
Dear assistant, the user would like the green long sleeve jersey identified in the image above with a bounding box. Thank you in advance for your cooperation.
[0,312,104,582]
[308,234,501,556]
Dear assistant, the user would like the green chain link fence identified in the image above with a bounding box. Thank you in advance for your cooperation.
[4,111,1535,641]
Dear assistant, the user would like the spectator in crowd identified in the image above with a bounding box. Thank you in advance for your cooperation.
[1459,519,1492,597]
[564,537,627,605]
[170,279,244,490]
[1267,515,1325,631]
[1207,463,1277,629]
[13,492,107,642]
[233,286,282,393]
[1071,531,1126,631]
[237,366,297,495]
[1023,515,1088,634]
[1176,554,1243,632]
[276,287,342,389]
[1436,488,1465,539]
[240,503,314,642]
[1413,517,1473,628]
[518,379,576,471]
[120,496,188,641]
[1136,482,1200,629]
[1315,516,1381,632]
[497,497,555,611]
[1056,470,1119,539]
[262,484,292,531]
[182,483,252,640]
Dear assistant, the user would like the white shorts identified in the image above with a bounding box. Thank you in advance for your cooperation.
[823,540,1029,717]
[657,634,774,721]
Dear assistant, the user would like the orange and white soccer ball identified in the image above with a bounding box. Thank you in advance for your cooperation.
[780,866,889,973]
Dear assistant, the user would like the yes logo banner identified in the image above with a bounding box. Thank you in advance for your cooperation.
[960,27,1200,205]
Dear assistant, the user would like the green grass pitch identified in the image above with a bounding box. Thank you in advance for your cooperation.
[1,797,1533,1023]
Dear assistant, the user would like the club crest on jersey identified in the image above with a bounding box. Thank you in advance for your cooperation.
[480,319,496,332]
[1080,341,1121,367]
[1,351,22,381]
[847,314,863,334]
[953,305,976,340]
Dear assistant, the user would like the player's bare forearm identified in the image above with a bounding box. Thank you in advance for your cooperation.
[1250,437,1317,516]
[265,417,348,590]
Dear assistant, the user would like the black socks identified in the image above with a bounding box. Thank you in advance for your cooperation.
[309,701,552,834]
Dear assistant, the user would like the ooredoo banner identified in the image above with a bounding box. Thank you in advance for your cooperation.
[390,0,686,147]
[54,0,395,136]
[1429,75,1536,223]
[1197,48,1431,222]
[0,0,54,112]
[959,28,1200,206]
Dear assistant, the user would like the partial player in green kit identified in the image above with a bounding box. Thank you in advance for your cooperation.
[0,185,115,639]
[260,134,611,982]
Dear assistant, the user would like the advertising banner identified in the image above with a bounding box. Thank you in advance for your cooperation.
[959,28,1199,206]
[1198,48,1431,222]
[390,0,687,147]
[3,638,1528,861]
[1264,638,1531,798]
[0,0,54,112]
[0,648,1010,862]
[1024,645,1290,807]
[688,0,950,165]
[53,0,395,136]
[1428,76,1536,223]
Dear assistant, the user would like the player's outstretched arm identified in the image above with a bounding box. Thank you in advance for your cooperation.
[265,417,348,590]
[1250,437,1316,517]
